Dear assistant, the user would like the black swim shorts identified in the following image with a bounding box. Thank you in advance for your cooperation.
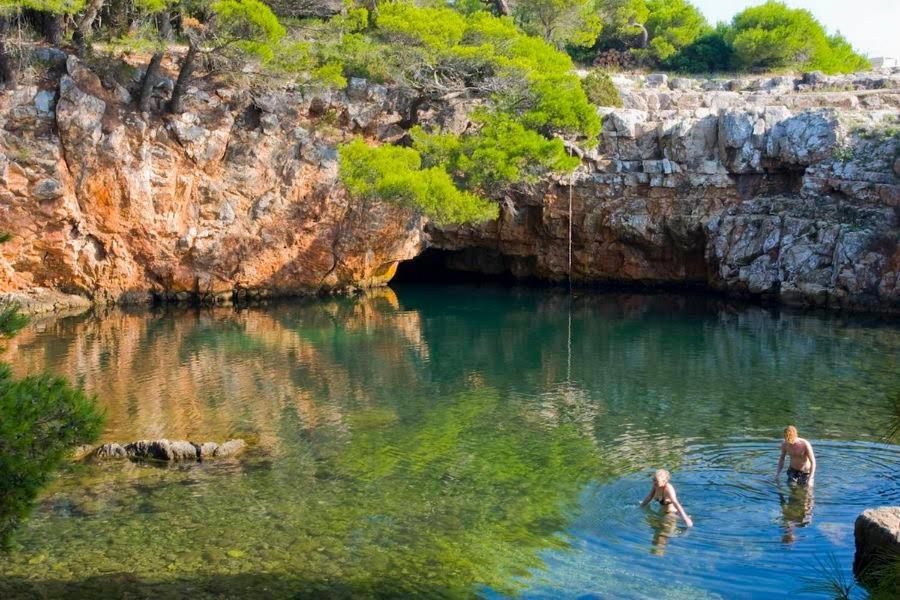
[787,468,810,485]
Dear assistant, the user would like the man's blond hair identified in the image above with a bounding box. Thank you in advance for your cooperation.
[784,425,798,443]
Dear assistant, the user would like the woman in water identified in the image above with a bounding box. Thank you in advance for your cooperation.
[639,469,693,527]
[775,425,816,486]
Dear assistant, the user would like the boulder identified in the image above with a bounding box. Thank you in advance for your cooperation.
[87,439,246,462]
[854,507,900,581]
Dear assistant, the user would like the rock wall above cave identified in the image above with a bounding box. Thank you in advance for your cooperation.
[0,57,898,313]
[428,74,899,312]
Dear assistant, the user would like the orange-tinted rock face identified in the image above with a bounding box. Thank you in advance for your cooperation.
[0,57,424,310]
[2,60,899,313]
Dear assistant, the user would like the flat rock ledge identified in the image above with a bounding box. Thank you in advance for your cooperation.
[75,438,247,462]
[854,506,900,582]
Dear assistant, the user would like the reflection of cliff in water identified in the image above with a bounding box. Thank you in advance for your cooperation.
[4,289,429,447]
[5,288,900,449]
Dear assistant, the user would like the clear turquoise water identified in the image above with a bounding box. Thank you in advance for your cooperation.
[1,286,898,599]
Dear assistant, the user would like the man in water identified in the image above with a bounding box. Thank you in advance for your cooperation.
[775,425,816,486]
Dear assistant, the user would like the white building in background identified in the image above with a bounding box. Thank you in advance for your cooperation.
[870,57,898,69]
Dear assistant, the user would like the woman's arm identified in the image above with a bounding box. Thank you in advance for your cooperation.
[775,443,786,481]
[639,484,655,507]
[667,486,693,527]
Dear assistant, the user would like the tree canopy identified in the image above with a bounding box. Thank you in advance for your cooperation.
[585,0,867,73]
[0,0,873,221]
[726,1,869,73]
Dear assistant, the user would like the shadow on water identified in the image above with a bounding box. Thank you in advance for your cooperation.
[0,574,465,600]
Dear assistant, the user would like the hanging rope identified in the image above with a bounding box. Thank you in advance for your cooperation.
[567,179,573,293]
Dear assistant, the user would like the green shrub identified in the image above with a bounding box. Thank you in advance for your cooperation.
[0,235,104,549]
[727,1,868,74]
[337,138,498,226]
[0,365,105,549]
[335,6,599,225]
[582,69,623,106]
[664,25,734,73]
[412,113,580,191]
[644,0,709,62]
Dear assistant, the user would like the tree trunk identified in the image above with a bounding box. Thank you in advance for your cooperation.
[399,95,425,128]
[138,52,163,113]
[156,11,173,40]
[73,0,106,56]
[168,44,198,114]
[44,13,63,47]
[0,16,15,90]
[107,0,129,38]
[629,19,649,49]
[483,0,511,16]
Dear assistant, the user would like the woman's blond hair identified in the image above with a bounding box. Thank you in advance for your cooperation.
[653,469,670,484]
[784,425,798,443]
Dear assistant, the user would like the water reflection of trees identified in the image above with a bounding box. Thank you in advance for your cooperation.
[2,288,899,596]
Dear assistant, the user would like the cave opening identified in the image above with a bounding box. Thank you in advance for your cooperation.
[391,247,532,285]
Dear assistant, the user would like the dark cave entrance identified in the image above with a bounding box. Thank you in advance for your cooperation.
[391,247,535,285]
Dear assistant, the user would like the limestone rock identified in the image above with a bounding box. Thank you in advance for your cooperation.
[32,178,64,200]
[93,443,127,459]
[214,439,247,458]
[854,507,900,581]
[0,62,898,314]
[88,439,246,462]
[198,442,219,458]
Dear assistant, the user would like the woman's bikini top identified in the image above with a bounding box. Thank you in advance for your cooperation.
[654,487,672,506]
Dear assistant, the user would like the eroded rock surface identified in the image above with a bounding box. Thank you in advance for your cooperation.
[429,76,899,312]
[1,56,424,307]
[1,58,898,312]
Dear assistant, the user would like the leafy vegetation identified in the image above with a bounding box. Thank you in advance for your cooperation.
[0,234,104,550]
[582,0,868,73]
[512,0,603,49]
[581,68,622,106]
[726,1,869,74]
[0,0,872,221]
[338,138,498,225]
[325,5,595,224]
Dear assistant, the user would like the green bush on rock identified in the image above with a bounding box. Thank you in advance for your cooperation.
[338,138,498,226]
[581,69,622,106]
[412,114,580,191]
[334,5,598,226]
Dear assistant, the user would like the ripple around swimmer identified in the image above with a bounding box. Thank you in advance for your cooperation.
[505,438,900,600]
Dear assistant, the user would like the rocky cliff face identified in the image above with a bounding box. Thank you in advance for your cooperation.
[0,54,424,312]
[430,73,900,312]
[1,57,898,313]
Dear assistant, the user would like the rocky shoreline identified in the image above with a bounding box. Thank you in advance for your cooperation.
[0,52,898,314]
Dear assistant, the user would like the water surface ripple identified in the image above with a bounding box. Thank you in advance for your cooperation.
[1,286,898,599]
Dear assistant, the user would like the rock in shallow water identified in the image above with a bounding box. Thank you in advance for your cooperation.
[86,439,247,462]
[854,506,900,581]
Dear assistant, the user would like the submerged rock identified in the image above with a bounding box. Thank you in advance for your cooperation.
[214,439,247,458]
[854,507,900,582]
[86,439,247,462]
